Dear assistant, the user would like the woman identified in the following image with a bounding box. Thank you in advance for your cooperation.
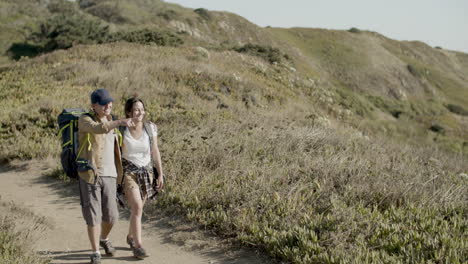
[120,97,164,259]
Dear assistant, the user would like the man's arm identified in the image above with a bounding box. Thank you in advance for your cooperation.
[79,115,134,134]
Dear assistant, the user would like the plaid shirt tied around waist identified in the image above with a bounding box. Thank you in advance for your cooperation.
[122,158,158,200]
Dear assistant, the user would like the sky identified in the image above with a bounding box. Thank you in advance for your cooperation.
[165,0,468,54]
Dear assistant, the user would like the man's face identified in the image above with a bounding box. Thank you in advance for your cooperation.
[93,102,112,118]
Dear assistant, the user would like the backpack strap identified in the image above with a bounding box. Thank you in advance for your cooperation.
[76,133,91,160]
[75,112,94,161]
[143,122,154,150]
[143,122,157,176]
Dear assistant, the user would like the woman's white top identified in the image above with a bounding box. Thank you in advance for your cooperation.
[122,123,157,167]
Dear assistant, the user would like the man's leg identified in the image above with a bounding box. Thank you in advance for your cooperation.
[79,178,103,263]
[101,222,113,240]
[88,225,101,251]
[100,177,118,256]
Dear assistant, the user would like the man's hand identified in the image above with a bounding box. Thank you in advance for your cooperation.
[120,118,135,127]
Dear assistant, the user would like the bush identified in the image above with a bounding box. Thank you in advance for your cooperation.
[31,14,109,52]
[194,8,211,20]
[348,27,361,33]
[233,43,288,64]
[109,29,184,47]
[407,64,422,77]
[77,0,97,9]
[446,104,468,116]
[7,13,110,59]
[6,43,42,60]
[47,0,77,14]
[429,124,444,133]
[157,9,179,21]
[85,1,127,24]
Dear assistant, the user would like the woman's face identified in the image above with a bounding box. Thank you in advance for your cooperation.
[130,101,145,121]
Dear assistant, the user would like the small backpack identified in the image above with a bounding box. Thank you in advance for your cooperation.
[58,108,90,179]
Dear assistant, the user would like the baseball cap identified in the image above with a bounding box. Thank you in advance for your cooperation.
[91,89,114,105]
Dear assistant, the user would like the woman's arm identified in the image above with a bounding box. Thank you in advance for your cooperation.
[151,124,164,190]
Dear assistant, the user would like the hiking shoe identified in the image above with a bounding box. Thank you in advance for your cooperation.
[99,239,116,256]
[90,252,101,264]
[133,247,149,259]
[126,235,136,249]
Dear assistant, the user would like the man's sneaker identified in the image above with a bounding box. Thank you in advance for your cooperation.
[90,252,101,264]
[133,247,149,259]
[126,235,136,249]
[99,239,116,256]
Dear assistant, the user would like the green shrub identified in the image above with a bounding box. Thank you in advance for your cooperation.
[429,124,444,133]
[85,1,127,24]
[47,0,77,14]
[6,43,42,60]
[446,104,468,116]
[77,0,97,9]
[407,64,427,78]
[7,13,109,59]
[194,8,211,20]
[109,29,184,46]
[348,27,361,33]
[157,9,179,21]
[32,14,109,52]
[233,43,288,64]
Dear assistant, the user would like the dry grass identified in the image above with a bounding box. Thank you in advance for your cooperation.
[1,1,467,262]
[157,113,467,263]
[0,200,50,264]
[0,42,467,263]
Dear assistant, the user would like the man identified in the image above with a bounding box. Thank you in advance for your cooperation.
[77,88,135,264]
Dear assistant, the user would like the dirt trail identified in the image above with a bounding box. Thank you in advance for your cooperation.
[0,161,269,264]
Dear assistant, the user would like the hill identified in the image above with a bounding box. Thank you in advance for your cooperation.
[0,0,467,263]
[1,0,467,155]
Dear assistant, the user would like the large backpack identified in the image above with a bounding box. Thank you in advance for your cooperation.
[58,108,90,179]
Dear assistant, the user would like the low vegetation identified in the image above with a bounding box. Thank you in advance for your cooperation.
[109,29,184,46]
[7,10,184,60]
[233,43,289,64]
[1,0,467,263]
[194,8,211,20]
[0,200,50,264]
[348,27,361,33]
[0,43,466,263]
[446,104,468,116]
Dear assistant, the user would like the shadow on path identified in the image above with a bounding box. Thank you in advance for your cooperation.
[0,162,30,173]
[39,249,89,264]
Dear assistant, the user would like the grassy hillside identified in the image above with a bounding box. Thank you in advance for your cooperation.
[1,42,467,263]
[267,27,468,154]
[1,0,467,263]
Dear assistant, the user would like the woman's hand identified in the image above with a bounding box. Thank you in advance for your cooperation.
[156,175,164,191]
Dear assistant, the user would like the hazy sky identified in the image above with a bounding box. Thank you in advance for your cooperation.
[165,0,468,54]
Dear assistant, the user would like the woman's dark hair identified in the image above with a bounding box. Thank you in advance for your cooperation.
[124,97,145,118]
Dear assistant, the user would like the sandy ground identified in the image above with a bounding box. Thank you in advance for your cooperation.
[0,161,270,264]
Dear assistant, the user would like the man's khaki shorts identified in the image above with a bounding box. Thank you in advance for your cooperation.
[79,176,118,226]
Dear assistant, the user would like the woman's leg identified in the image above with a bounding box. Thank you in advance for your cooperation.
[126,187,143,248]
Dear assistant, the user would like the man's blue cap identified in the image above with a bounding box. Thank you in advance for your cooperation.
[91,89,114,105]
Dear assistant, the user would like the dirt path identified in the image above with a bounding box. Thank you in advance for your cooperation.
[0,161,269,264]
